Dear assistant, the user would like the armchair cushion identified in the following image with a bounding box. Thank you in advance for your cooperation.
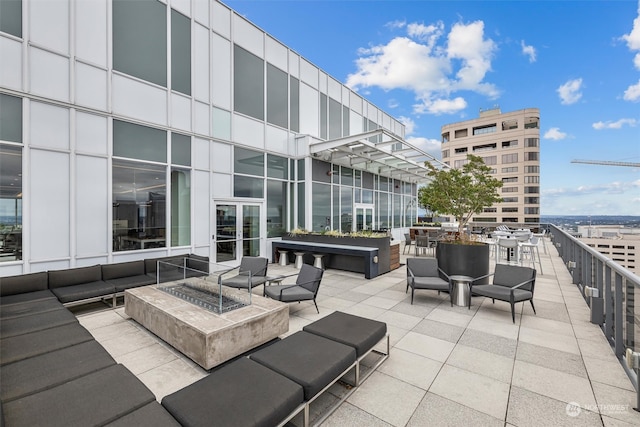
[471,284,533,302]
[264,285,314,302]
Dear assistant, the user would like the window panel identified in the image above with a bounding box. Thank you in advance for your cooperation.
[0,0,21,37]
[340,187,352,232]
[113,0,167,87]
[267,63,288,128]
[312,183,331,232]
[171,133,191,166]
[290,76,299,132]
[113,120,167,163]
[171,9,191,95]
[0,144,22,261]
[328,97,341,139]
[267,154,288,179]
[234,44,264,120]
[0,94,22,143]
[267,180,287,237]
[320,93,327,139]
[234,147,264,176]
[233,175,263,198]
[171,168,190,246]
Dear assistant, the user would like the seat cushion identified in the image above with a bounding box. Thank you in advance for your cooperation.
[0,289,56,306]
[411,276,449,291]
[162,357,304,427]
[249,331,356,400]
[264,285,314,302]
[107,275,156,292]
[105,402,181,427]
[471,284,533,303]
[0,297,64,320]
[1,340,116,402]
[50,281,115,303]
[0,322,94,366]
[0,308,78,339]
[221,275,268,289]
[2,364,156,427]
[303,311,387,358]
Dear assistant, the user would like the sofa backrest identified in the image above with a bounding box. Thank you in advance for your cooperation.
[0,271,49,297]
[101,260,145,281]
[48,265,102,289]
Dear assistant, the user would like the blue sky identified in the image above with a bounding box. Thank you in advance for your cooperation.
[224,0,640,216]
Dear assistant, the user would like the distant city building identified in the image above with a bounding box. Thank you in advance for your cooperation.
[577,225,638,272]
[440,107,541,229]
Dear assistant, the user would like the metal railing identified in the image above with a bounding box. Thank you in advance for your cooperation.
[548,223,640,408]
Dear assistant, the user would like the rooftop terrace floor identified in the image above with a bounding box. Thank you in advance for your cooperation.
[74,240,640,426]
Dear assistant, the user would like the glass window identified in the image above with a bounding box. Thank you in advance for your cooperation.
[171,133,191,166]
[311,159,331,183]
[234,147,264,176]
[171,9,191,95]
[320,93,327,139]
[332,184,339,230]
[0,94,22,143]
[362,172,374,190]
[0,144,22,262]
[267,154,288,179]
[297,182,305,229]
[234,175,263,198]
[267,180,287,237]
[312,183,331,232]
[526,152,539,161]
[171,168,190,246]
[393,194,402,227]
[113,160,166,251]
[525,165,539,173]
[340,167,353,186]
[290,76,299,132]
[501,153,518,164]
[297,159,305,180]
[328,97,341,139]
[472,124,496,135]
[234,45,264,120]
[113,0,167,87]
[340,187,352,232]
[0,0,21,38]
[267,63,288,128]
[113,120,167,163]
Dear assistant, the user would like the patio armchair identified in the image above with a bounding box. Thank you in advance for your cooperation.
[403,233,414,254]
[264,264,324,313]
[469,264,537,323]
[406,258,451,305]
[219,256,269,292]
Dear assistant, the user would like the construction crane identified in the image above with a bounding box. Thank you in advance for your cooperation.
[571,159,640,167]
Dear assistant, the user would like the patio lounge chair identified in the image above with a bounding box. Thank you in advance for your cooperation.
[264,264,323,313]
[406,258,451,305]
[219,256,269,292]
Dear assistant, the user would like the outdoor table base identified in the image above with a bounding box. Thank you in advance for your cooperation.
[449,275,473,307]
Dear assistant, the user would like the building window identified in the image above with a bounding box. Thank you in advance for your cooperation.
[267,180,287,237]
[502,140,518,148]
[454,159,469,169]
[0,94,22,144]
[524,186,539,194]
[454,147,468,154]
[473,143,496,152]
[290,76,300,132]
[502,187,517,193]
[524,197,539,204]
[502,207,518,213]
[525,138,539,147]
[524,217,540,223]
[234,147,264,177]
[502,166,518,173]
[525,176,539,183]
[502,153,518,164]
[113,120,166,163]
[342,105,350,137]
[442,132,450,143]
[265,63,289,129]
[171,9,191,95]
[329,97,342,140]
[502,177,518,183]
[442,149,449,158]
[502,120,518,130]
[502,197,518,203]
[0,0,21,37]
[113,0,167,87]
[503,217,519,223]
[234,44,264,120]
[454,128,468,138]
[525,152,539,161]
[171,133,191,166]
[483,207,497,213]
[312,183,331,232]
[473,217,496,222]
[524,207,539,215]
[0,144,22,262]
[524,117,539,129]
[473,124,497,135]
[171,168,190,246]
[525,165,539,173]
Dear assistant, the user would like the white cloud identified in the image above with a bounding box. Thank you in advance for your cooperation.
[385,20,406,30]
[398,116,416,135]
[623,78,640,101]
[557,78,583,105]
[406,136,442,159]
[521,40,536,62]
[592,118,638,129]
[346,20,498,116]
[544,127,568,140]
[621,2,640,69]
[545,179,640,198]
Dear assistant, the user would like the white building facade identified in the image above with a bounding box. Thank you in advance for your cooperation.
[0,0,439,276]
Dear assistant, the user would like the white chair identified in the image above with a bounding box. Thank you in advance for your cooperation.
[496,237,520,266]
[520,236,543,273]
[532,229,547,254]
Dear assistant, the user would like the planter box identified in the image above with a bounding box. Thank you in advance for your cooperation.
[436,242,490,285]
[282,235,392,275]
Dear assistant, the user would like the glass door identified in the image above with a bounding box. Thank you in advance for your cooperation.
[214,203,262,264]
[354,204,375,231]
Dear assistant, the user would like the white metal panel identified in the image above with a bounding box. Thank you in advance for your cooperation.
[328,77,341,102]
[265,125,288,155]
[232,114,264,149]
[232,14,263,58]
[30,0,69,55]
[112,74,167,126]
[0,36,22,90]
[194,23,210,102]
[76,111,107,156]
[30,101,70,151]
[193,137,210,170]
[75,62,107,111]
[212,107,231,141]
[193,170,210,247]
[171,92,192,131]
[318,71,327,94]
[211,172,231,198]
[171,0,191,17]
[76,155,108,256]
[350,111,363,135]
[193,0,209,26]
[75,0,107,67]
[194,100,209,136]
[265,36,287,72]
[30,149,70,260]
[299,83,319,136]
[30,260,70,273]
[211,140,231,173]
[289,51,299,78]
[350,92,363,115]
[342,86,350,106]
[76,257,108,267]
[30,47,70,102]
[300,58,318,89]
[367,103,378,121]
[211,0,230,38]
[211,33,231,109]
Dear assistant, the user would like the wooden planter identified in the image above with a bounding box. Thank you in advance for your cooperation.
[436,242,490,284]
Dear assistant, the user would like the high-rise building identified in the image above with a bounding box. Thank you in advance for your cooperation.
[440,107,541,229]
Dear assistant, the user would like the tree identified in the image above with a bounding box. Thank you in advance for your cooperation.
[418,154,503,238]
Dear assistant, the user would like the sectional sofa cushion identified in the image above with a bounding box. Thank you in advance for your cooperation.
[0,289,56,306]
[102,260,155,292]
[0,271,48,296]
[249,331,357,400]
[1,340,116,402]
[105,402,181,427]
[0,308,78,339]
[50,281,116,303]
[0,297,64,320]
[302,311,387,358]
[2,364,156,427]
[0,322,94,366]
[48,265,102,289]
[162,357,304,427]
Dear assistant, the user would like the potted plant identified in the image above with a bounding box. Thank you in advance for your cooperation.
[417,154,503,281]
